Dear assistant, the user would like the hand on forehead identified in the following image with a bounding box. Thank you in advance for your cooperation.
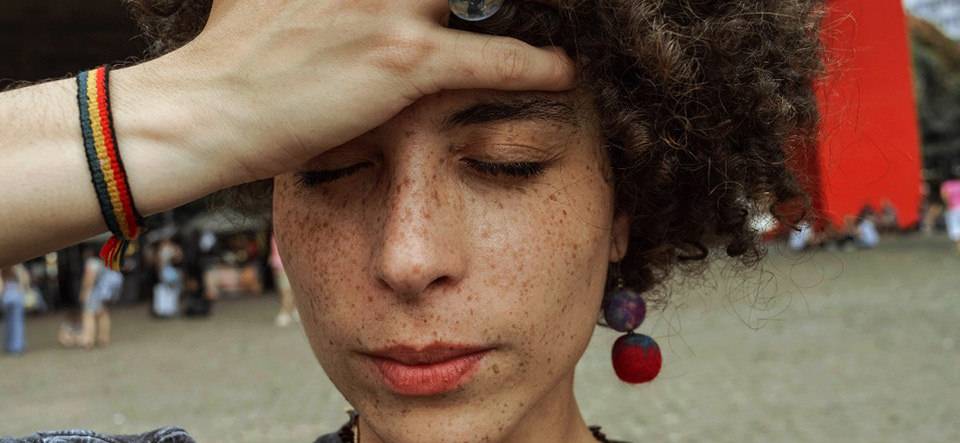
[176,0,577,185]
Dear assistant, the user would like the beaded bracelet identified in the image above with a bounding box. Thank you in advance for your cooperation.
[77,65,145,271]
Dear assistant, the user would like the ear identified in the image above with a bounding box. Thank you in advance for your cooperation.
[609,211,630,262]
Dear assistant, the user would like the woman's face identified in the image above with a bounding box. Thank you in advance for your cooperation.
[273,89,629,442]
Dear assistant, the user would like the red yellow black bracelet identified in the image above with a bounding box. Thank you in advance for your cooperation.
[77,65,145,270]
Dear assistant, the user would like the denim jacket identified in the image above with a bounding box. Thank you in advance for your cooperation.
[0,427,343,443]
[0,427,195,443]
[2,424,623,443]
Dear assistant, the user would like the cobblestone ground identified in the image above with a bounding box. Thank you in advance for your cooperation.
[1,235,958,442]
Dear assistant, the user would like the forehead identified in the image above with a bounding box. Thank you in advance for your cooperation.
[370,89,595,135]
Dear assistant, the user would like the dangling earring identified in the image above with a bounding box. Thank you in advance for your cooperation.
[603,271,662,384]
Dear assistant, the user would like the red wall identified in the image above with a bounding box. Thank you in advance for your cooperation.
[813,0,923,228]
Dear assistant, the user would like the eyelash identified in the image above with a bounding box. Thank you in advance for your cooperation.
[296,162,373,188]
[461,159,547,179]
[295,160,546,188]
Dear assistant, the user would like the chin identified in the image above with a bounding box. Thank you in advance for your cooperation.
[362,405,521,443]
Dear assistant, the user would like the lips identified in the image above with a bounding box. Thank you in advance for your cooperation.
[365,344,491,396]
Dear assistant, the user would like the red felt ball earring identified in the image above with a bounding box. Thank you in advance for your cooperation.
[603,271,662,384]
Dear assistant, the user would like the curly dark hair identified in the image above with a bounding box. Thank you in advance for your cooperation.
[124,0,824,305]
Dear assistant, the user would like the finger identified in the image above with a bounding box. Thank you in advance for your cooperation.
[417,0,457,20]
[431,29,576,92]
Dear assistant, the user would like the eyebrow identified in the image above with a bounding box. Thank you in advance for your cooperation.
[440,95,578,131]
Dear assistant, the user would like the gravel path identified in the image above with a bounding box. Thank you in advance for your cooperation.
[2,234,958,442]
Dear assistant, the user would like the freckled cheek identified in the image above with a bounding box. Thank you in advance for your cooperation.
[274,182,370,347]
[524,179,611,281]
[491,176,612,347]
[483,198,608,321]
[477,208,606,389]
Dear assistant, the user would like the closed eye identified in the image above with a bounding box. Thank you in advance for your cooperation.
[463,159,547,179]
[295,162,373,188]
[295,160,546,188]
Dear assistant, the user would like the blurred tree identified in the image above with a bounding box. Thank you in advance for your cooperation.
[910,16,960,184]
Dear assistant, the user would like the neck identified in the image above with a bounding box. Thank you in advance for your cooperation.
[356,370,598,443]
[501,370,598,443]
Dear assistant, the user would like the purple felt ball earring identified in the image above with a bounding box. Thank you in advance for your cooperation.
[603,270,662,384]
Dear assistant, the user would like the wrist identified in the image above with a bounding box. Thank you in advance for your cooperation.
[108,55,243,216]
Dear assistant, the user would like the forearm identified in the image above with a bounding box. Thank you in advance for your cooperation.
[0,60,228,266]
[0,78,103,265]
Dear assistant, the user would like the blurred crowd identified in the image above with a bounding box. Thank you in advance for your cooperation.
[1,224,297,356]
[787,179,960,252]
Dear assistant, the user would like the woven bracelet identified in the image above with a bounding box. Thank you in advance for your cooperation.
[77,65,145,271]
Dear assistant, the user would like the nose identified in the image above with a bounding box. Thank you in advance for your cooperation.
[370,166,467,300]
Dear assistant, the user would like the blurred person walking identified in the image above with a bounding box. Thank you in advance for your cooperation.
[182,231,214,317]
[921,181,943,236]
[152,237,183,318]
[270,236,297,327]
[1,264,27,354]
[78,246,124,348]
[854,208,880,249]
[940,179,960,250]
[57,308,84,348]
[878,198,899,233]
[788,221,814,251]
